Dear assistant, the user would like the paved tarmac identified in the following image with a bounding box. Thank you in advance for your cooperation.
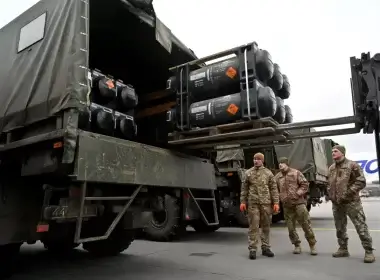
[11,198,380,280]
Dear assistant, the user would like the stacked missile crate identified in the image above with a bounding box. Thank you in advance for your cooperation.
[165,42,293,148]
[78,69,138,140]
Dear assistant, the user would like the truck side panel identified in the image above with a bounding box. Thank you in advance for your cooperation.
[74,131,216,189]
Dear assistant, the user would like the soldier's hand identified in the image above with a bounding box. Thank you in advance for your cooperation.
[273,203,280,213]
[338,194,350,204]
[296,189,304,196]
[240,203,247,212]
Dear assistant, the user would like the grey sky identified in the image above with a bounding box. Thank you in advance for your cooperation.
[1,0,379,179]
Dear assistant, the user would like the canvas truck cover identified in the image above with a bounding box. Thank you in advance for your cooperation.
[215,144,244,163]
[274,128,329,182]
[0,0,198,134]
[323,139,336,167]
[0,0,87,133]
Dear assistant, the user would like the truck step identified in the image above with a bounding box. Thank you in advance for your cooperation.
[187,189,219,226]
[74,184,142,244]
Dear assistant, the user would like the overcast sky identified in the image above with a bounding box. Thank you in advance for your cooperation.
[1,0,379,180]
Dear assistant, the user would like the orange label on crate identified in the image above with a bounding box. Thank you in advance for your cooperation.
[227,103,239,115]
[226,67,237,79]
[106,79,115,89]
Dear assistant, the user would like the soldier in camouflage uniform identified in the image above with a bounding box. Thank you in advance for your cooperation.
[274,157,317,255]
[240,152,280,260]
[327,145,375,263]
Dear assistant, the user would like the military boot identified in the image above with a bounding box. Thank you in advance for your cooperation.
[364,250,375,263]
[332,246,350,258]
[249,251,256,260]
[310,245,318,256]
[262,248,275,257]
[293,245,301,254]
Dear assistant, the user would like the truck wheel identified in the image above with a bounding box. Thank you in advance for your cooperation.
[0,243,22,278]
[192,220,220,233]
[234,211,249,228]
[143,194,185,241]
[43,240,80,254]
[83,228,135,257]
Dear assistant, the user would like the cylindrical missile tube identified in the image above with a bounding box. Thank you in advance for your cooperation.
[114,111,137,140]
[273,96,286,124]
[116,82,138,110]
[171,83,277,128]
[276,74,290,99]
[90,72,117,105]
[267,63,283,91]
[166,49,278,102]
[89,103,115,136]
[284,105,293,123]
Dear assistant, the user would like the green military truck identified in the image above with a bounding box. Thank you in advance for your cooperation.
[214,128,337,226]
[0,0,219,277]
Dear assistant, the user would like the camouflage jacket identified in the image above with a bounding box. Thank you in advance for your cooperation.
[240,166,279,205]
[274,168,309,206]
[327,157,366,204]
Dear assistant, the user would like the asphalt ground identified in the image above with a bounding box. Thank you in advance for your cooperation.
[11,198,380,280]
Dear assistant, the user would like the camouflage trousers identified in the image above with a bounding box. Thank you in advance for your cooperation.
[332,201,373,250]
[283,204,316,246]
[247,204,272,251]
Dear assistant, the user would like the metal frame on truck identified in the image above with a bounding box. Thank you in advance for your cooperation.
[165,43,380,179]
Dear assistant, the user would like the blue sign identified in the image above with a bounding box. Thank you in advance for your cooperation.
[356,159,378,174]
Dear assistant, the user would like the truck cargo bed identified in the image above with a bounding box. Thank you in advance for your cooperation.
[72,130,216,189]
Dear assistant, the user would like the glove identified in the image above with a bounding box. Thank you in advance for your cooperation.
[273,204,280,213]
[240,203,247,212]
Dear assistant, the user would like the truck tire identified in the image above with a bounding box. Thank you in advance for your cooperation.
[83,227,135,257]
[43,240,80,254]
[191,220,220,233]
[143,194,185,241]
[0,243,22,278]
[41,223,80,254]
